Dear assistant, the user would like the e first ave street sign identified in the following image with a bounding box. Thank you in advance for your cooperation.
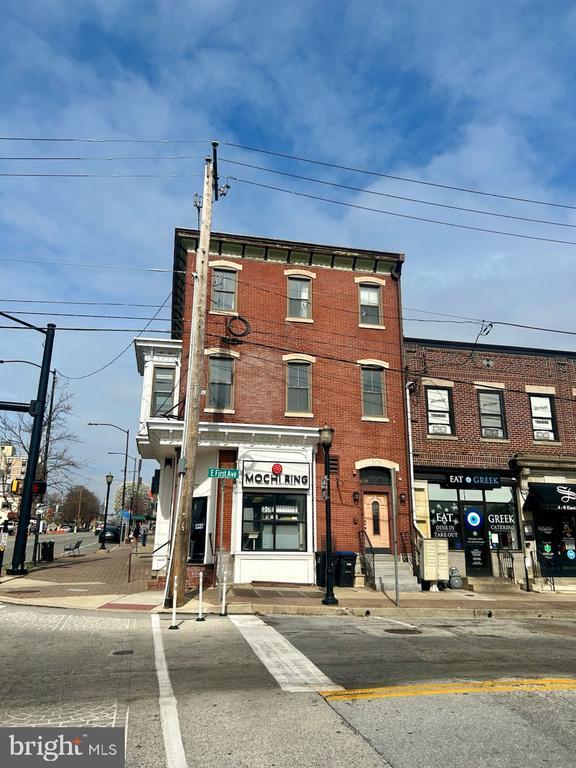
[208,468,240,480]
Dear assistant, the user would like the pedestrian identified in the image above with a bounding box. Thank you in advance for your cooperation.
[141,522,149,547]
[132,522,141,544]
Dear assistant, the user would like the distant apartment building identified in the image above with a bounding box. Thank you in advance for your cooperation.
[135,230,412,587]
[406,337,576,587]
[0,444,27,519]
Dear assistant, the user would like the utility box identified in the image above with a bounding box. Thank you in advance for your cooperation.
[419,538,449,582]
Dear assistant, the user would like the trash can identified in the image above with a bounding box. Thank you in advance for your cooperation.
[315,551,326,587]
[41,540,55,563]
[335,551,357,587]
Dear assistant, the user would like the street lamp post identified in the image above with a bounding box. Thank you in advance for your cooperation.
[319,425,338,606]
[108,451,137,540]
[99,473,114,551]
[88,423,129,510]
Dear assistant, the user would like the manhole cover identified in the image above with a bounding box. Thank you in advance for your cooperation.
[384,628,422,635]
[112,650,134,656]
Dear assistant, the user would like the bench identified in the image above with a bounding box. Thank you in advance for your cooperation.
[64,540,82,556]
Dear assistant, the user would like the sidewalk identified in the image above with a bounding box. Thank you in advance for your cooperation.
[2,546,576,619]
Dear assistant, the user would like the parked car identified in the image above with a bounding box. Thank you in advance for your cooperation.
[94,524,104,536]
[2,520,15,535]
[100,525,121,543]
[59,524,73,533]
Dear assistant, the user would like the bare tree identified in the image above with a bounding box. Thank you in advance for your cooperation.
[0,380,84,499]
[60,485,100,528]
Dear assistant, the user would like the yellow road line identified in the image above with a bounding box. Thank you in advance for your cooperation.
[321,677,576,701]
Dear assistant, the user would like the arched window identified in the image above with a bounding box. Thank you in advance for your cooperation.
[360,467,392,485]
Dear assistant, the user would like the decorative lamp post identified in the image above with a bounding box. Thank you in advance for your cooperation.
[99,473,114,551]
[319,425,338,606]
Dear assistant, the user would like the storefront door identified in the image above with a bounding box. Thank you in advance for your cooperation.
[363,493,390,550]
[188,497,207,564]
[534,511,576,577]
[463,504,492,577]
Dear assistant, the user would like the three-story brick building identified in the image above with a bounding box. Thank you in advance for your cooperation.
[136,230,412,587]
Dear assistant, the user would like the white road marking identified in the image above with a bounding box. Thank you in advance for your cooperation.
[150,614,188,768]
[378,617,418,630]
[229,614,344,693]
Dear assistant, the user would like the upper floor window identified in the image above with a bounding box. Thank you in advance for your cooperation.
[530,394,557,441]
[426,387,455,435]
[361,366,387,418]
[151,367,175,417]
[359,284,382,326]
[286,362,311,413]
[211,268,237,312]
[207,356,235,410]
[287,276,311,319]
[478,390,507,439]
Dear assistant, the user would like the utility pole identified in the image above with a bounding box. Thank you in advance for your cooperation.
[167,152,214,607]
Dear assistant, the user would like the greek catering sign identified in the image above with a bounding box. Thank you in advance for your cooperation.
[242,461,310,489]
[443,470,501,489]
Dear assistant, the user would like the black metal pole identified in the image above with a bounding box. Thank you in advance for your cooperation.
[100,479,112,551]
[322,442,338,606]
[33,369,56,566]
[8,324,56,575]
[122,430,129,511]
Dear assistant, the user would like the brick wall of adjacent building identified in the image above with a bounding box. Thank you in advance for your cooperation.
[405,338,576,469]
[177,236,412,552]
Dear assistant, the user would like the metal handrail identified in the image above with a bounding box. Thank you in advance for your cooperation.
[358,529,376,590]
[496,546,515,582]
[531,550,556,591]
[401,526,422,578]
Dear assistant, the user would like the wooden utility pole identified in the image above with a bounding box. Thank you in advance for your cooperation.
[167,154,214,607]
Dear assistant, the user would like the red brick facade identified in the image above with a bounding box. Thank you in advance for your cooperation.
[175,230,412,557]
[405,338,576,469]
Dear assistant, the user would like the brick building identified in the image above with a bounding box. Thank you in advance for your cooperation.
[135,230,412,587]
[406,337,576,586]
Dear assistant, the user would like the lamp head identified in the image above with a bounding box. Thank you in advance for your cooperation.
[318,425,334,448]
[105,473,114,485]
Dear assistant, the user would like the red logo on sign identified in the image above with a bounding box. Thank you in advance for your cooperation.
[271,463,282,475]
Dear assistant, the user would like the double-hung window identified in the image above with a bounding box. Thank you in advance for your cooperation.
[151,367,175,417]
[359,284,382,326]
[211,268,237,312]
[286,362,311,413]
[478,390,507,438]
[530,394,557,441]
[287,277,311,319]
[426,387,455,435]
[207,356,234,410]
[361,366,387,418]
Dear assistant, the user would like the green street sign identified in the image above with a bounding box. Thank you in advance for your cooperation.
[208,467,240,479]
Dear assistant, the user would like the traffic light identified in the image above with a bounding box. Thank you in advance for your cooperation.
[10,479,23,495]
[32,480,47,495]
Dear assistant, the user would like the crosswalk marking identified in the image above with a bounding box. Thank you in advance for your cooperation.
[229,614,344,693]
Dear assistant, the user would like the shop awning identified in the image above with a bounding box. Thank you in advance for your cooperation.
[525,483,576,512]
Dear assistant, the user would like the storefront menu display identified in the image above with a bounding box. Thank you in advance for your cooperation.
[429,502,462,549]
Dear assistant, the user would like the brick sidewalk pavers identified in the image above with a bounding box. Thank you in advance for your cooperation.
[0,544,152,599]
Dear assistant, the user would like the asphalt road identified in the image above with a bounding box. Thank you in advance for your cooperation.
[1,531,99,567]
[2,607,576,767]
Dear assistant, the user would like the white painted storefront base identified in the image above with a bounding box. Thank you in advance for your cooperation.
[234,553,315,585]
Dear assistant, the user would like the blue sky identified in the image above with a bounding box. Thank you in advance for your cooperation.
[1,0,576,498]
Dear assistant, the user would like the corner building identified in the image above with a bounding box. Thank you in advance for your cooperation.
[406,337,576,587]
[136,230,411,587]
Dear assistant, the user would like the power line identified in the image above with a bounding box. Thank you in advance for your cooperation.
[57,292,173,380]
[221,158,576,230]
[0,257,183,274]
[0,326,172,333]
[232,177,576,248]
[0,136,210,144]
[0,154,203,161]
[0,172,203,178]
[1,310,171,321]
[225,142,576,212]
[0,298,164,308]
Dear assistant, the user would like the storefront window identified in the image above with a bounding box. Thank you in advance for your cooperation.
[242,493,307,551]
[428,482,520,551]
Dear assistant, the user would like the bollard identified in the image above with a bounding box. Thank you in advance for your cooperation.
[168,575,179,630]
[196,571,205,622]
[0,545,4,578]
[220,575,227,616]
